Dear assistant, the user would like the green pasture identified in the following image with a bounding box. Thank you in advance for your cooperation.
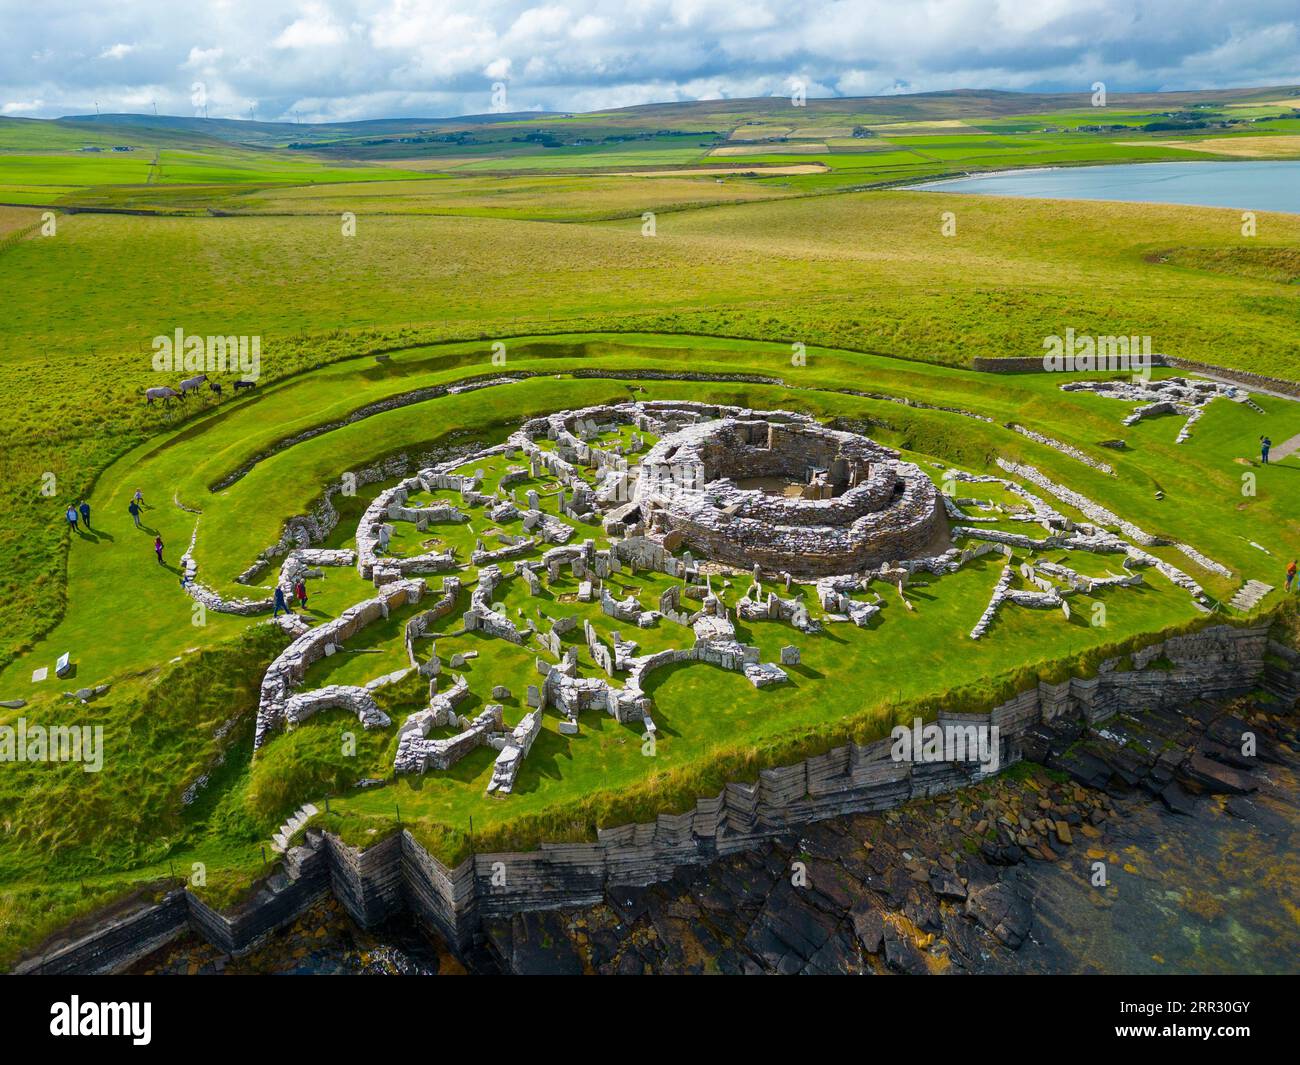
[3,331,1295,814]
[3,328,1296,966]
[0,148,430,200]
[221,173,804,221]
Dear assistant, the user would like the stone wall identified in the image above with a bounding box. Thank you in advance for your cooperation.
[255,578,426,748]
[971,354,1300,396]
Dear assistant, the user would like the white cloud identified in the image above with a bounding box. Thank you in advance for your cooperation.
[184,46,224,68]
[0,0,1294,121]
[570,14,609,39]
[510,5,572,39]
[274,3,349,48]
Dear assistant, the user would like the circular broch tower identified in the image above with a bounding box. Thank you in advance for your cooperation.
[635,417,947,578]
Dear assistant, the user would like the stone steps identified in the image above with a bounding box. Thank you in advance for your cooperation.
[1228,580,1273,612]
[270,802,320,854]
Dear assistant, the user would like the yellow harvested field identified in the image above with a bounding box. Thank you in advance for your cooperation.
[0,205,40,239]
[867,120,980,133]
[711,142,830,156]
[727,125,794,141]
[610,163,829,176]
[1226,99,1300,110]
[1120,135,1300,158]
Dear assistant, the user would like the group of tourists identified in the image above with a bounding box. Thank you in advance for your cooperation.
[272,580,310,617]
[128,488,145,527]
[63,500,92,531]
[60,484,312,609]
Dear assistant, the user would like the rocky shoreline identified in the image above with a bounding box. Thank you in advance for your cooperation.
[131,689,1297,975]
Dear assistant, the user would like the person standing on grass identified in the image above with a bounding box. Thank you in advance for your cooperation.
[1288,559,1297,594]
[273,586,289,617]
[128,498,142,527]
[65,504,79,531]
[1261,436,1272,464]
[134,488,146,508]
[79,500,91,529]
[294,578,308,611]
[154,535,165,565]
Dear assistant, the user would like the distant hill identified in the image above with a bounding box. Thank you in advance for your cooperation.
[0,84,1292,170]
[53,110,567,149]
[38,84,1298,151]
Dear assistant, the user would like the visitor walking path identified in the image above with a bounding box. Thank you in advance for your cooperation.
[1268,432,1300,462]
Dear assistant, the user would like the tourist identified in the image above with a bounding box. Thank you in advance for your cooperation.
[134,488,146,507]
[79,500,91,529]
[1287,559,1297,594]
[154,535,165,565]
[128,498,142,527]
[273,586,289,617]
[65,504,79,531]
[294,578,308,610]
[1260,436,1271,464]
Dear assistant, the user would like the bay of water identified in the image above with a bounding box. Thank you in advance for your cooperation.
[916,161,1300,214]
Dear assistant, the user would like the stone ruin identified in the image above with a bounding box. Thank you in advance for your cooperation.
[239,397,1238,806]
[1061,376,1264,444]
[255,578,425,748]
[634,416,948,578]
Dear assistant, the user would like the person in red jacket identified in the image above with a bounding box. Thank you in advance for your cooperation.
[154,535,165,565]
[294,578,308,610]
[1287,559,1297,594]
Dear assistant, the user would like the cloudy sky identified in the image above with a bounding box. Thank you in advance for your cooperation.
[3,0,1297,122]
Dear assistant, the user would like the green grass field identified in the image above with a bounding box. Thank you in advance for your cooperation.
[2,332,1297,967]
[1,88,1298,969]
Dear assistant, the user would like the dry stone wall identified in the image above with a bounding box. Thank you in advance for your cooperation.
[255,578,426,749]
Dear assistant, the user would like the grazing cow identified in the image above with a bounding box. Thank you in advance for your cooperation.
[210,381,223,397]
[233,379,257,392]
[145,386,180,405]
[179,373,208,398]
